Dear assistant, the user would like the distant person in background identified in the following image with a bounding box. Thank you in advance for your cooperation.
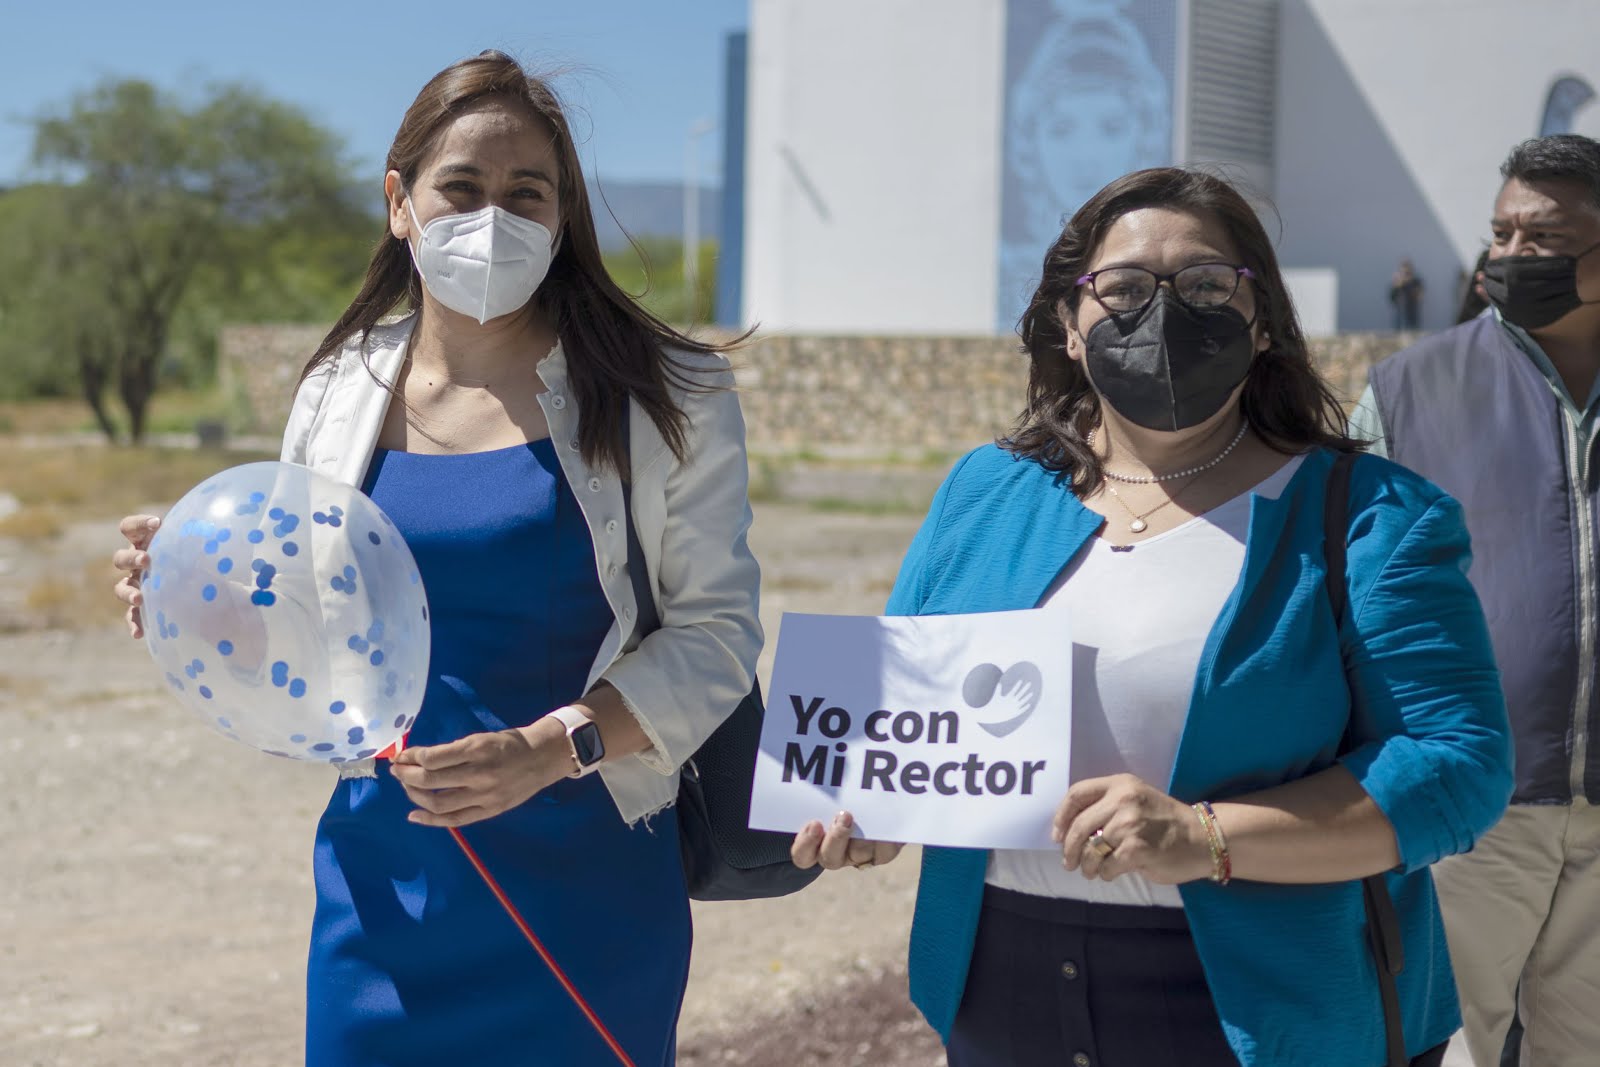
[1350,133,1600,1067]
[1390,258,1425,330]
[1455,250,1491,325]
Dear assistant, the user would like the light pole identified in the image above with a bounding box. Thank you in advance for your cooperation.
[683,118,714,323]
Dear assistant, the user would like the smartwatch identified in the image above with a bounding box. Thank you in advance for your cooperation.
[550,706,605,778]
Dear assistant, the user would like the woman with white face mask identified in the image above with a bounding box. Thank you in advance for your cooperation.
[108,51,761,1066]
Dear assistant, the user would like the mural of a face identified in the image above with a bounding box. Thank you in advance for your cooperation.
[997,0,1175,329]
[1032,83,1148,213]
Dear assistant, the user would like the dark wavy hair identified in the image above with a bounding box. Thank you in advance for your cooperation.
[302,51,741,474]
[1003,167,1361,493]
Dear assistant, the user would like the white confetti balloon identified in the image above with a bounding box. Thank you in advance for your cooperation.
[140,461,430,763]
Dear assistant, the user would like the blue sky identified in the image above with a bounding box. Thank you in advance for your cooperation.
[0,0,748,188]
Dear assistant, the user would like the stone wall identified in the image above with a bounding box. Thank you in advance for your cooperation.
[219,325,1421,454]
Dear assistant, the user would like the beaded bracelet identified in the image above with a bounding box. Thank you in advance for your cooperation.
[1192,800,1232,885]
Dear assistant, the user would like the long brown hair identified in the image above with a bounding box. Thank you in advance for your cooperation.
[304,51,738,474]
[1005,167,1360,493]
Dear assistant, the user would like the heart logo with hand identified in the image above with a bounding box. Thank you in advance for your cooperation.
[962,661,1043,737]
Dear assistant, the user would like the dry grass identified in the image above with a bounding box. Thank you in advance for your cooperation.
[2,445,274,523]
[0,387,235,439]
[0,505,66,541]
[15,559,120,632]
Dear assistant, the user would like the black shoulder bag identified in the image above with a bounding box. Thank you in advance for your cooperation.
[618,403,821,901]
[1326,452,1443,1067]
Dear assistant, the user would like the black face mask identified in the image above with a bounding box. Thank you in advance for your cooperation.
[1082,290,1256,432]
[1482,239,1600,330]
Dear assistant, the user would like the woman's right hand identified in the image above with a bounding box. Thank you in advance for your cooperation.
[112,514,162,638]
[790,811,904,871]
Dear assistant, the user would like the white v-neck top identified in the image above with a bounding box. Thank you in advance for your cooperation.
[986,455,1304,906]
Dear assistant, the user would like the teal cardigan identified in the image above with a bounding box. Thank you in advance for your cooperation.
[890,445,1513,1067]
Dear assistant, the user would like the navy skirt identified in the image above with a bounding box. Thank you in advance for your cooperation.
[947,886,1237,1067]
[948,885,1449,1067]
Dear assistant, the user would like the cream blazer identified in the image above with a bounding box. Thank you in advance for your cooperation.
[279,314,762,825]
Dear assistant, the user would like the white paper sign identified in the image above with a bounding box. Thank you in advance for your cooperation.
[749,607,1071,850]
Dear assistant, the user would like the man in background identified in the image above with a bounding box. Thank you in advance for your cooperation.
[1351,133,1600,1066]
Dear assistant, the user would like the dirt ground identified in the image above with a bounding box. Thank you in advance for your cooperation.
[0,456,954,1067]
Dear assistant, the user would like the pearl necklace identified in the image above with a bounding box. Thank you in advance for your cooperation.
[1088,422,1249,485]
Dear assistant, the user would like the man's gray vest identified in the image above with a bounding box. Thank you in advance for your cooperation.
[1370,314,1597,804]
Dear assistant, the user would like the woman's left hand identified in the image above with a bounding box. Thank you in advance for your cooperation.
[1053,773,1214,885]
[390,720,568,828]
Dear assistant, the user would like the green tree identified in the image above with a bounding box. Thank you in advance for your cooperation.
[0,79,373,441]
[603,237,720,326]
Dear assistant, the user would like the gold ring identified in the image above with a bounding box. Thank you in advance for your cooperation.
[1087,830,1115,859]
[851,857,874,869]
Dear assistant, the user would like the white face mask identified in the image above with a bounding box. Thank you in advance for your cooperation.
[406,201,556,324]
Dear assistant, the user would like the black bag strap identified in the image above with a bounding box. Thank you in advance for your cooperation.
[618,401,664,639]
[1325,450,1408,1067]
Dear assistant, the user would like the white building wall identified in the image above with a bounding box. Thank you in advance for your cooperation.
[743,0,1006,333]
[1274,0,1600,331]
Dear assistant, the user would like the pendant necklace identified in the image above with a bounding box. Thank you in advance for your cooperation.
[1088,422,1249,536]
[1101,474,1201,534]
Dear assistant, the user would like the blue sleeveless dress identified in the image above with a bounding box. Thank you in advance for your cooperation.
[305,440,692,1067]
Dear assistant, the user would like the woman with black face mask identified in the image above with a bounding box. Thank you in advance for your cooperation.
[791,168,1512,1067]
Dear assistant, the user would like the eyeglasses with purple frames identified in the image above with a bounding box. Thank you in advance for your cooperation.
[1074,263,1257,315]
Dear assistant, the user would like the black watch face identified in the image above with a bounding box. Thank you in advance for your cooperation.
[572,721,605,767]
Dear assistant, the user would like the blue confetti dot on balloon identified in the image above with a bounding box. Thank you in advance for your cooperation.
[251,559,266,572]
[356,749,377,759]
[217,717,231,729]
[366,621,384,642]
[330,756,346,763]
[269,507,285,520]
[421,605,428,621]
[410,571,420,585]
[216,529,230,543]
[312,743,335,752]
[166,672,185,691]
[201,584,217,602]
[290,734,306,743]
[329,701,346,715]
[289,678,306,698]
[343,565,356,579]
[250,492,265,503]
[368,531,381,545]
[247,530,264,544]
[346,634,369,654]
[369,650,384,667]
[216,557,233,574]
[347,727,365,745]
[282,541,299,556]
[393,713,406,728]
[271,661,290,687]
[204,539,220,555]
[312,511,327,524]
[169,622,180,637]
[217,640,234,656]
[265,750,289,758]
[198,686,212,699]
[251,590,276,606]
